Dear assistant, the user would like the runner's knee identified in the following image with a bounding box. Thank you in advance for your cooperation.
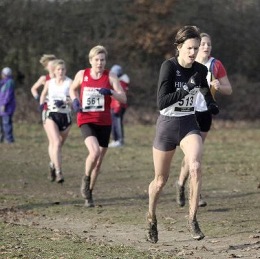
[189,161,201,178]
[88,150,101,163]
[154,175,168,191]
[52,138,62,149]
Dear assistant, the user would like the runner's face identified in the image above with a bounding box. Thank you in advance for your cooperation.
[198,36,212,59]
[54,64,66,79]
[90,53,106,73]
[178,38,200,66]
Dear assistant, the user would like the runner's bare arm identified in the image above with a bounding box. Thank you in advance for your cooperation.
[31,75,46,99]
[39,81,49,105]
[109,73,127,104]
[70,70,84,100]
[211,75,232,95]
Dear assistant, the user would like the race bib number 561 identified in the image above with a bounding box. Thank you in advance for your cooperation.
[82,88,105,112]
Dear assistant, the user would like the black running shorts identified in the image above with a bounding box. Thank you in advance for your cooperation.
[47,112,72,131]
[195,111,212,132]
[80,123,111,148]
[153,114,201,151]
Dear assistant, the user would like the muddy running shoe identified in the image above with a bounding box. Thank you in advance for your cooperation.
[81,175,91,199]
[146,213,158,243]
[56,171,64,184]
[188,219,205,240]
[198,194,207,207]
[48,162,56,182]
[176,181,185,207]
[84,190,94,207]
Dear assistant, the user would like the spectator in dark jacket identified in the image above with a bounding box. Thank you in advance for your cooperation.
[0,67,16,143]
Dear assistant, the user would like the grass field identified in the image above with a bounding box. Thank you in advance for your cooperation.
[1,121,260,259]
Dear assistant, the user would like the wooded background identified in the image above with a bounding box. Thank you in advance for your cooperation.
[0,0,259,122]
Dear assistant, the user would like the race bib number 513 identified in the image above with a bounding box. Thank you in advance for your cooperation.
[82,88,105,112]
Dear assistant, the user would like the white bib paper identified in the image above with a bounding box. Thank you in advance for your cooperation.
[82,88,105,112]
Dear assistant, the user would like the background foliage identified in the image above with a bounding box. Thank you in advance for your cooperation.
[0,0,259,122]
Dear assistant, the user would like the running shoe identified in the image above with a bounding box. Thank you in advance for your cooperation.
[48,162,56,182]
[108,140,123,148]
[198,194,207,207]
[188,219,205,240]
[176,181,185,207]
[146,213,158,243]
[84,190,94,207]
[81,175,91,199]
[56,171,64,183]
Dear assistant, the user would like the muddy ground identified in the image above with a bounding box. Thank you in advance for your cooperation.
[1,122,260,258]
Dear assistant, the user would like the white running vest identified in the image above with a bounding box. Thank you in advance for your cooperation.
[195,57,215,112]
[47,77,72,113]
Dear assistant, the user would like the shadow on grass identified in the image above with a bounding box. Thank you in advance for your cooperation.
[14,199,83,210]
[10,194,148,211]
[5,190,258,216]
[228,241,260,251]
